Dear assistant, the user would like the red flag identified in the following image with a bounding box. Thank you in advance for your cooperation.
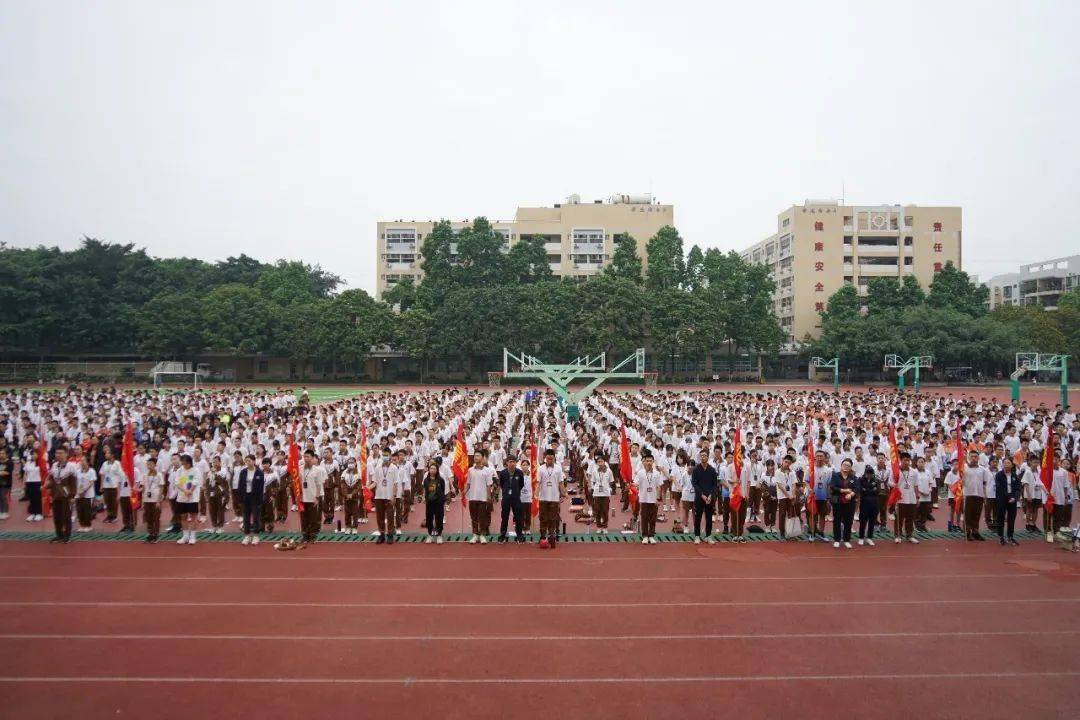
[529,434,539,518]
[1041,430,1056,516]
[452,422,469,506]
[886,423,902,509]
[806,434,817,517]
[730,427,744,513]
[37,430,52,517]
[619,425,638,511]
[951,420,965,514]
[360,425,373,513]
[288,425,303,512]
[122,422,140,512]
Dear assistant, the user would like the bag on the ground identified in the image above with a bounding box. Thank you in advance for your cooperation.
[784,516,803,536]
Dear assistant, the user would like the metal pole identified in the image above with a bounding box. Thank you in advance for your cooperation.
[1011,377,1021,403]
[898,371,905,393]
[1062,358,1069,409]
[833,364,839,393]
[914,363,920,393]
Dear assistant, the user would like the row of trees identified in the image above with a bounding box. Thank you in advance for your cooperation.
[0,240,392,376]
[809,264,1080,375]
[382,219,785,379]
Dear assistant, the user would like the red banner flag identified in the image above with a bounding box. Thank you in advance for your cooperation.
[529,434,539,518]
[730,427,744,513]
[806,433,817,517]
[452,422,469,506]
[886,423,902,509]
[619,425,638,511]
[122,422,139,512]
[37,430,52,518]
[288,425,303,512]
[360,425,373,513]
[951,420,965,514]
[1041,429,1056,516]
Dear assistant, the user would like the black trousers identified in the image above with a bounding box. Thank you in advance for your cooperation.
[832,501,855,542]
[995,500,1017,539]
[242,496,262,535]
[426,500,445,536]
[859,497,878,539]
[500,498,523,537]
[26,482,42,516]
[693,496,713,537]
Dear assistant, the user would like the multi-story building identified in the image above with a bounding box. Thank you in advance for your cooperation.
[740,200,962,342]
[375,194,674,298]
[985,254,1080,310]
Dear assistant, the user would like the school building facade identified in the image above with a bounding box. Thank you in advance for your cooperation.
[739,200,963,343]
[376,193,674,299]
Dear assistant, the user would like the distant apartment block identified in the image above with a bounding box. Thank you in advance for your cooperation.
[985,254,1080,310]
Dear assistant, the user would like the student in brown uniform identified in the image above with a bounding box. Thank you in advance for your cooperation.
[260,458,279,533]
[205,456,229,534]
[140,457,165,543]
[46,448,76,543]
[340,458,362,535]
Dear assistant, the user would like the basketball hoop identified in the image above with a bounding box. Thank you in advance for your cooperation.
[644,372,658,389]
[488,371,503,388]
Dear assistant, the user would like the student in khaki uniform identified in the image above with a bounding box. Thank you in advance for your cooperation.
[205,456,229,534]
[139,457,165,543]
[74,455,97,533]
[46,448,77,543]
[261,458,279,533]
[299,450,327,544]
[340,458,362,535]
[536,449,564,547]
[367,449,396,544]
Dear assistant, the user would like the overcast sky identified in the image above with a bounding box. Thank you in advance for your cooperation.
[2,0,1078,291]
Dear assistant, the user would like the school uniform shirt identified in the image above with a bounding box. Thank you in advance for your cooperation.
[775,470,797,501]
[589,466,613,497]
[300,464,327,504]
[75,467,97,499]
[960,465,991,498]
[139,470,165,503]
[391,463,411,497]
[465,466,493,502]
[635,467,664,505]
[537,464,563,502]
[175,467,202,504]
[370,463,395,500]
[99,459,123,490]
[1051,468,1072,505]
[915,469,933,501]
[893,469,918,504]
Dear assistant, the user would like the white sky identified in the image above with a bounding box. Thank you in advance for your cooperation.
[2,0,1078,292]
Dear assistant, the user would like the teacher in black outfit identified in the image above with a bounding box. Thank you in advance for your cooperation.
[994,456,1022,546]
[690,449,718,544]
[497,455,526,543]
[829,458,858,548]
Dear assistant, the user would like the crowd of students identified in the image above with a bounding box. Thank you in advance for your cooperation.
[0,385,1077,550]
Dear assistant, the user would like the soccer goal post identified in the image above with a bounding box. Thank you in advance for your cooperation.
[153,372,200,390]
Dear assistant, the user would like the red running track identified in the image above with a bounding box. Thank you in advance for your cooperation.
[0,541,1078,719]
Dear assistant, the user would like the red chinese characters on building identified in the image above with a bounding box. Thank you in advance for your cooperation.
[933,222,942,232]
[815,282,824,292]
[933,242,942,252]
[814,262,824,271]
[815,302,825,312]
[814,221,824,231]
[814,242,824,251]
[933,262,943,272]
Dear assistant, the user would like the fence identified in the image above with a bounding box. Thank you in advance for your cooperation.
[0,362,156,383]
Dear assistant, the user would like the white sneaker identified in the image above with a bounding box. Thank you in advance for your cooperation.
[25,515,33,522]
[843,542,852,549]
[242,535,251,545]
[216,527,223,534]
[909,538,919,544]
[858,539,864,546]
[694,536,701,544]
[252,536,259,545]
[1047,533,1054,543]
[187,535,196,545]
[177,535,187,545]
[650,537,658,544]
[198,516,206,523]
[436,536,443,544]
[395,529,402,536]
[642,537,649,544]
[351,528,358,535]
[424,536,433,543]
[808,535,815,543]
[469,535,478,544]
[508,530,516,537]
[479,535,488,544]
[372,530,381,536]
[0,512,9,519]
[866,539,875,547]
[833,541,840,548]
[706,537,717,545]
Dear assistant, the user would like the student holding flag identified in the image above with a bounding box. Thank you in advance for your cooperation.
[890,452,920,544]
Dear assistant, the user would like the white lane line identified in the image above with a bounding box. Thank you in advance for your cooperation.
[1,598,1077,609]
[2,630,1076,642]
[0,671,1077,684]
[0,573,1037,582]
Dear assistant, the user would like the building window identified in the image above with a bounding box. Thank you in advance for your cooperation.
[904,236,913,246]
[934,262,943,272]
[815,262,824,271]
[904,257,913,265]
[933,222,942,232]
[814,221,824,231]
[782,218,790,227]
[814,242,824,251]
[843,276,853,284]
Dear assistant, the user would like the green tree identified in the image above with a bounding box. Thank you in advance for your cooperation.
[928,261,988,316]
[570,274,646,358]
[137,291,205,357]
[645,226,686,291]
[504,235,554,284]
[201,285,278,354]
[454,217,505,288]
[383,277,417,312]
[606,233,643,283]
[899,275,927,307]
[256,260,341,306]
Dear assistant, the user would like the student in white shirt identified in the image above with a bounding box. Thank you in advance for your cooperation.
[138,457,165,543]
[74,455,97,532]
[536,449,564,547]
[588,454,614,534]
[173,454,202,545]
[464,451,494,544]
[635,452,664,544]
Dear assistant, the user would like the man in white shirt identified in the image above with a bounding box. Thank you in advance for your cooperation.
[367,449,396,544]
[588,454,614,534]
[464,451,494,544]
[299,450,327,544]
[635,452,664,544]
[536,449,564,547]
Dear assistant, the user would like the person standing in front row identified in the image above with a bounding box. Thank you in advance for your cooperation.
[236,454,264,546]
[422,461,446,544]
[690,449,717,544]
[536,449,564,548]
[857,466,880,546]
[995,456,1022,546]
[465,451,493,544]
[829,458,858,549]
[139,457,165,543]
[589,455,613,535]
[46,448,76,543]
[636,452,664,545]
[496,455,525,543]
[300,450,327,545]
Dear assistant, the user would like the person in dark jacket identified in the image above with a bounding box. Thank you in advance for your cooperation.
[496,455,526,543]
[829,458,858,548]
[994,456,1023,546]
[422,461,447,543]
[858,466,882,546]
[236,455,265,545]
[690,449,718,543]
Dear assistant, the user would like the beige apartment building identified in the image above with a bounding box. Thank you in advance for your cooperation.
[376,194,673,298]
[740,201,962,343]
